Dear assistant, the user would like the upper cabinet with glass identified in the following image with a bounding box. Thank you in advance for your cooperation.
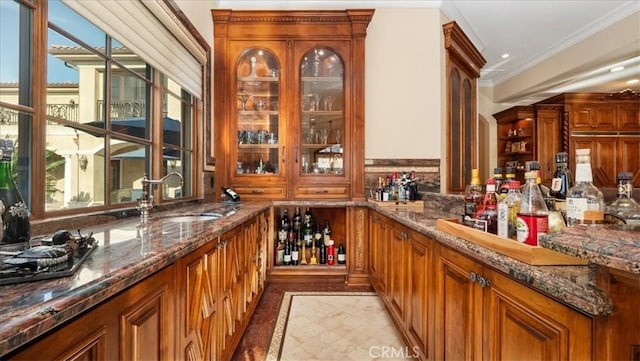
[235,48,281,177]
[213,9,374,201]
[299,48,344,176]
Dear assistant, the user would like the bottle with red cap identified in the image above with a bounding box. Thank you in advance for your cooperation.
[516,171,549,245]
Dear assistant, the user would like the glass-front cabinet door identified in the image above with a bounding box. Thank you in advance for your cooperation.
[230,43,287,198]
[299,47,345,176]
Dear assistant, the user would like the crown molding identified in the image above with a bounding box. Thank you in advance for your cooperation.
[215,0,442,9]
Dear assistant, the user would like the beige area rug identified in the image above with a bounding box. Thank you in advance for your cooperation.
[266,292,411,361]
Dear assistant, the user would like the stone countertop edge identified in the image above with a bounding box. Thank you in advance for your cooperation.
[538,226,640,275]
[0,201,271,357]
[1,198,634,356]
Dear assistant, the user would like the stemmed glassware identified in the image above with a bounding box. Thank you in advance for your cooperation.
[238,92,251,111]
[334,129,342,145]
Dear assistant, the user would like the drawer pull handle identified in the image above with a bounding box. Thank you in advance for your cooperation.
[478,276,491,288]
[469,272,478,283]
[315,189,329,194]
[252,189,265,194]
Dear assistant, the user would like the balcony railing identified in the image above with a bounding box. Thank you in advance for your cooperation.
[96,99,146,120]
[1,99,146,125]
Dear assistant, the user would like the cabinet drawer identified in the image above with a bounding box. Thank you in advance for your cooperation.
[234,185,286,200]
[293,185,349,199]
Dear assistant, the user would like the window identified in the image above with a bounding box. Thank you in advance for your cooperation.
[0,0,205,218]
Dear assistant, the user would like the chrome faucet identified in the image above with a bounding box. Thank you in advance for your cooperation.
[137,172,184,222]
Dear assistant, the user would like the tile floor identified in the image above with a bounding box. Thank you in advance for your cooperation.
[231,282,385,361]
[269,293,407,361]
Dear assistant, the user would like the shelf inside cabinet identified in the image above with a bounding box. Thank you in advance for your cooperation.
[238,76,279,83]
[301,76,342,82]
[238,110,279,116]
[238,144,279,150]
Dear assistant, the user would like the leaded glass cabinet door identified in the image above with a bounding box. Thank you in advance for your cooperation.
[294,42,349,198]
[231,44,286,197]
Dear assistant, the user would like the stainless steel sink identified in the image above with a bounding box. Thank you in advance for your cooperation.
[161,213,223,223]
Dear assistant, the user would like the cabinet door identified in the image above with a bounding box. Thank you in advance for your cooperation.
[407,232,433,360]
[176,241,220,361]
[220,226,245,360]
[369,212,388,293]
[120,284,174,361]
[228,41,288,199]
[536,108,561,184]
[388,223,407,324]
[435,246,483,361]
[482,268,592,360]
[292,41,352,199]
[618,137,640,187]
[618,105,640,131]
[570,104,617,131]
[571,136,617,187]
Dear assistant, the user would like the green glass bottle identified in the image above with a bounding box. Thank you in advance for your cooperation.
[0,139,30,245]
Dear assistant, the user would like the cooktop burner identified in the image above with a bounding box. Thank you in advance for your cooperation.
[0,230,98,286]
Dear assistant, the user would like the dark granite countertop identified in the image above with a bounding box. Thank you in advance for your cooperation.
[1,197,637,356]
[0,201,271,357]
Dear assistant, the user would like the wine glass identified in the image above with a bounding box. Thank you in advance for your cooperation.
[238,92,251,111]
[320,128,329,144]
[334,129,342,145]
[323,95,335,111]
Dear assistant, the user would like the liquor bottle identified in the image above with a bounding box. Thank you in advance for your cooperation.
[0,139,30,245]
[303,207,313,231]
[605,172,640,225]
[499,167,516,197]
[326,239,335,265]
[497,180,522,239]
[319,241,327,264]
[322,220,332,246]
[280,209,291,234]
[314,224,323,248]
[290,231,299,265]
[303,223,314,248]
[549,152,573,209]
[337,242,346,264]
[276,240,284,265]
[566,149,604,226]
[516,171,549,246]
[473,179,498,234]
[283,238,292,265]
[491,167,505,195]
[221,187,240,202]
[292,207,302,232]
[463,168,484,227]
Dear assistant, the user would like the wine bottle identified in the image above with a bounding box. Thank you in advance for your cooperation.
[319,241,327,264]
[221,186,240,202]
[337,242,346,264]
[291,238,299,265]
[326,239,335,265]
[280,209,291,233]
[303,207,313,230]
[283,238,291,265]
[0,139,30,245]
[292,207,302,232]
[549,152,573,210]
[322,220,331,246]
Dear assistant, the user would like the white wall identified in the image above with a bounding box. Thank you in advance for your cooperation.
[174,3,446,160]
[365,8,443,159]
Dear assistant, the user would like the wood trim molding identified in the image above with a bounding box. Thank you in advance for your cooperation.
[443,21,486,78]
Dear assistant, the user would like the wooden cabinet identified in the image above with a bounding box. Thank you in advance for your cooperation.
[493,106,536,182]
[176,211,268,361]
[267,205,367,286]
[570,135,640,187]
[535,105,562,184]
[373,215,434,360]
[435,245,592,361]
[535,91,640,188]
[213,9,373,201]
[368,211,389,293]
[9,265,176,361]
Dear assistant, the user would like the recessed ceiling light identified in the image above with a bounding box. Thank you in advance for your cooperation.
[610,66,625,72]
[501,53,510,59]
[627,79,639,84]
